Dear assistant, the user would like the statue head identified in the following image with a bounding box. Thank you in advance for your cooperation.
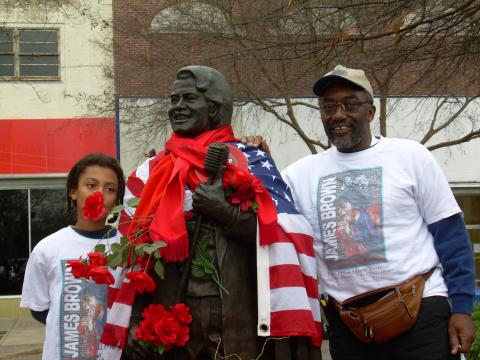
[168,65,233,138]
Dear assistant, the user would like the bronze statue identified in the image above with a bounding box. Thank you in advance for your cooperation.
[123,66,321,359]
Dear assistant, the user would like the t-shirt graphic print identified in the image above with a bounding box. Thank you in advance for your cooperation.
[317,167,385,270]
[60,260,108,360]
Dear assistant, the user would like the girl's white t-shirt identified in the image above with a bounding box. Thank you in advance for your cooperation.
[20,226,120,360]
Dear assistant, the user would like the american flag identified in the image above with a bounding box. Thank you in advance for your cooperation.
[99,142,321,359]
[234,143,321,341]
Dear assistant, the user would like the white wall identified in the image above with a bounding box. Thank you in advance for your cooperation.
[0,1,113,119]
[119,96,480,185]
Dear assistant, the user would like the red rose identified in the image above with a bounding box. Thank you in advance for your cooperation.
[128,223,152,245]
[68,259,91,278]
[82,192,106,221]
[170,304,192,324]
[135,303,190,352]
[135,318,158,344]
[174,324,190,347]
[153,314,180,346]
[134,256,152,271]
[126,271,157,294]
[89,266,114,285]
[184,211,195,221]
[223,167,260,211]
[88,252,107,266]
[142,304,166,321]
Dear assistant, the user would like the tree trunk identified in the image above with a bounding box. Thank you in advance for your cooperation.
[379,88,388,137]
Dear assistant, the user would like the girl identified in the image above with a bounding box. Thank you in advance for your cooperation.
[20,153,125,360]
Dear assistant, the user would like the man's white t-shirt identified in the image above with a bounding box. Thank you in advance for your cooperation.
[282,136,461,302]
[20,226,120,360]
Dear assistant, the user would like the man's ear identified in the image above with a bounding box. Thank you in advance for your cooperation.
[208,101,221,127]
[367,104,376,123]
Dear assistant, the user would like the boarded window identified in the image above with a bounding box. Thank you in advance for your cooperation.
[0,28,60,80]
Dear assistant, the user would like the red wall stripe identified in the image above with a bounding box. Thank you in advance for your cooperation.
[0,118,116,174]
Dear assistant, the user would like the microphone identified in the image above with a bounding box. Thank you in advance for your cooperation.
[176,142,229,302]
[204,142,229,183]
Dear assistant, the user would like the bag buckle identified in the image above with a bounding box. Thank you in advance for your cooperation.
[364,326,373,338]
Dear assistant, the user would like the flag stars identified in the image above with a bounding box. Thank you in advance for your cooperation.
[236,143,246,150]
[272,198,279,206]
[271,175,276,182]
[261,160,273,171]
[283,192,291,202]
[256,149,266,157]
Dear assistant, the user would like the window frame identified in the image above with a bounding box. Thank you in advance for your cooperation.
[453,187,480,288]
[0,27,60,81]
[0,174,68,298]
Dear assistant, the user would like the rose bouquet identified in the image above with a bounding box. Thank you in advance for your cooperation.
[135,303,192,355]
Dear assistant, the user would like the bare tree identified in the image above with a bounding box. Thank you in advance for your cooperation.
[120,0,480,153]
[23,0,477,157]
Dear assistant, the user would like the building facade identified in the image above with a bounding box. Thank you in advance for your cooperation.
[0,1,115,307]
[113,1,480,288]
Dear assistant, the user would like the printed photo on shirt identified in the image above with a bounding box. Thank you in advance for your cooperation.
[60,259,108,360]
[317,167,385,270]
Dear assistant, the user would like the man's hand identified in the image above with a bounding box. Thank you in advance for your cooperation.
[448,313,475,354]
[240,135,270,154]
[192,179,235,225]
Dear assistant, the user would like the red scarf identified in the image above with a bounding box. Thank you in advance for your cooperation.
[129,126,237,261]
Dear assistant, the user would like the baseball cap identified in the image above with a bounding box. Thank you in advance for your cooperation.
[313,65,373,97]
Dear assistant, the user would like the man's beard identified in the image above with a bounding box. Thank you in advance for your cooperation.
[329,126,364,152]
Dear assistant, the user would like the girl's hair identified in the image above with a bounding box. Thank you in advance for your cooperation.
[66,153,125,212]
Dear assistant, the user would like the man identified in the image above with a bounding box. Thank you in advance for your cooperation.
[113,66,321,359]
[279,65,476,359]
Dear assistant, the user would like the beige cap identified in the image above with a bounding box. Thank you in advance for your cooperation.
[313,65,373,97]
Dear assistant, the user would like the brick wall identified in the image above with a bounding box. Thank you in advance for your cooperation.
[113,1,480,98]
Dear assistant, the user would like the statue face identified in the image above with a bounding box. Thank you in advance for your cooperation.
[168,77,211,137]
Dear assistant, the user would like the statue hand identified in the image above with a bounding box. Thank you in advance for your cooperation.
[192,179,237,226]
[448,313,475,354]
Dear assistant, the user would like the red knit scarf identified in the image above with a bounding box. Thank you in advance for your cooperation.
[127,125,277,262]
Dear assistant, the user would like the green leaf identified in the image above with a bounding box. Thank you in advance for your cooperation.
[110,204,124,214]
[94,244,105,253]
[120,236,129,247]
[127,197,141,207]
[111,243,122,253]
[154,260,165,279]
[107,252,123,268]
[134,244,147,257]
[157,344,165,354]
[144,241,167,254]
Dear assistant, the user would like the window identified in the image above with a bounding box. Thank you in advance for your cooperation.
[0,28,60,80]
[454,192,480,287]
[0,177,71,296]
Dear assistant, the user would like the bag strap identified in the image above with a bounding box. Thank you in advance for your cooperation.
[422,267,435,281]
[332,267,436,310]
